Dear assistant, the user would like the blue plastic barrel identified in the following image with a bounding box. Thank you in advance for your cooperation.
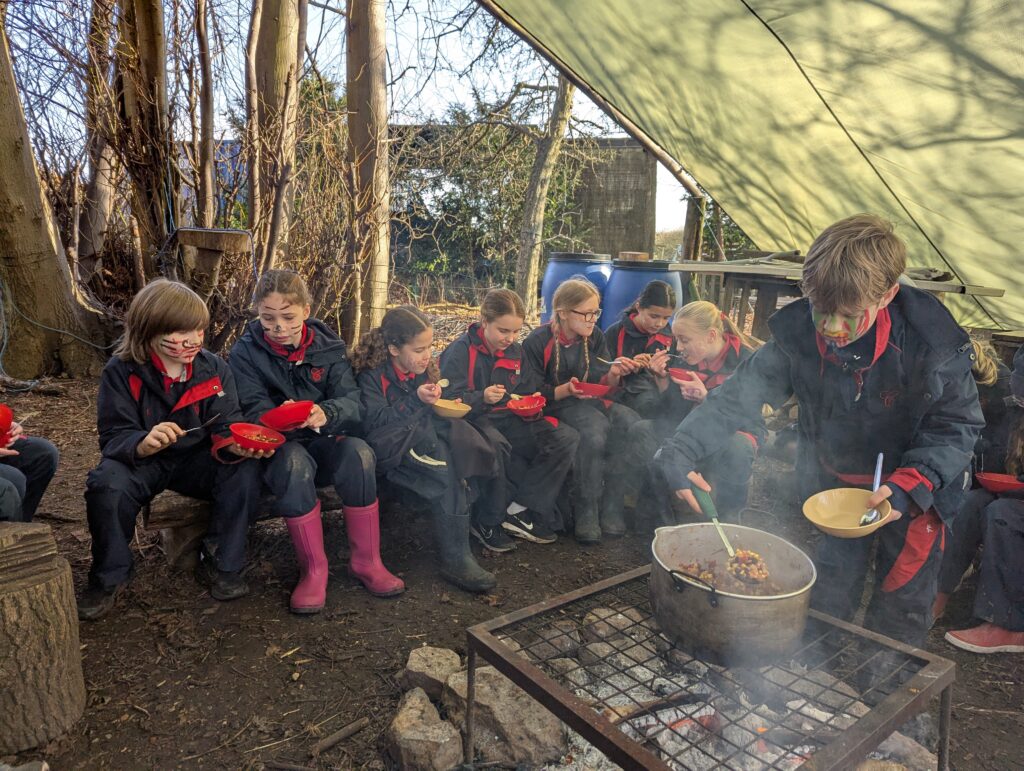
[600,261,691,331]
[539,253,613,323]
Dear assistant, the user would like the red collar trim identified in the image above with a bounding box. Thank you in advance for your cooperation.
[391,360,415,382]
[473,325,503,357]
[547,322,579,347]
[149,350,192,391]
[815,307,891,370]
[264,324,315,362]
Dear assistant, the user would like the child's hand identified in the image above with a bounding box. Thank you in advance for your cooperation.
[137,422,185,458]
[866,484,904,522]
[483,384,506,405]
[301,404,328,429]
[633,353,653,368]
[609,357,640,378]
[679,376,707,403]
[227,443,276,459]
[418,383,441,405]
[675,471,713,513]
[647,350,669,377]
[568,377,590,399]
[0,421,22,456]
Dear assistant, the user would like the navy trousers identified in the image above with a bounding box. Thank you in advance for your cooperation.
[0,437,59,522]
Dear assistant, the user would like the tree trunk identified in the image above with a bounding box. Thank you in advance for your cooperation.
[515,76,575,320]
[0,523,86,754]
[247,0,304,272]
[78,0,118,281]
[346,0,390,336]
[710,201,725,261]
[0,25,105,377]
[680,194,707,261]
[114,0,177,273]
[194,0,215,229]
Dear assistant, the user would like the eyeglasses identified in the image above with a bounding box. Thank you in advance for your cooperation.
[570,308,602,322]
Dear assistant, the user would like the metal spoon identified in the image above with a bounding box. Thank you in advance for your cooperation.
[859,453,885,526]
[436,378,449,388]
[693,486,735,558]
[183,413,221,433]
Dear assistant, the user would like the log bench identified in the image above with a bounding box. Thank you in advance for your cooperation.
[141,488,344,569]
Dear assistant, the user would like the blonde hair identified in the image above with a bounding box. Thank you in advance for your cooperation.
[673,300,762,351]
[254,269,312,307]
[801,214,906,313]
[970,338,1000,387]
[115,279,209,364]
[351,305,431,372]
[550,277,600,384]
[481,288,526,322]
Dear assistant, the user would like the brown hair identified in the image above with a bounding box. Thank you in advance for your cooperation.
[801,214,906,313]
[115,279,209,364]
[673,300,762,351]
[253,269,311,307]
[1006,413,1024,477]
[351,305,432,372]
[550,277,600,384]
[970,338,1000,387]
[481,288,526,322]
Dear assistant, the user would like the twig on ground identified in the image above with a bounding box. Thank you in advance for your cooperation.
[309,716,370,757]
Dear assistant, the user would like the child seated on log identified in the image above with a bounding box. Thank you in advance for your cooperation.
[78,280,269,621]
[620,300,763,531]
[228,270,403,613]
[934,345,1024,653]
[518,277,642,543]
[352,306,503,593]
[656,214,984,649]
[439,288,578,550]
[0,407,58,523]
[602,280,676,418]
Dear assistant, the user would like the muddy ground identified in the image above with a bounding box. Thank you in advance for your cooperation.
[4,381,1022,770]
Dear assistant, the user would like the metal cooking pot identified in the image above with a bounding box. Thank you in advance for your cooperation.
[650,523,817,666]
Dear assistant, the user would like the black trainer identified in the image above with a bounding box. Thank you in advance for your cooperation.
[502,510,557,544]
[196,557,249,601]
[471,524,517,553]
[77,583,124,621]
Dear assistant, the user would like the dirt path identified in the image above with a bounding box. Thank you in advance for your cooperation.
[4,381,1021,770]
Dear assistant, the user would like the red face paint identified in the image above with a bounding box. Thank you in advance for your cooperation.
[812,306,876,348]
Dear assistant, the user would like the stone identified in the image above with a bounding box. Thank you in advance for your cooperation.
[386,688,463,771]
[546,657,591,688]
[443,666,567,766]
[519,620,582,660]
[397,647,462,700]
[581,607,645,644]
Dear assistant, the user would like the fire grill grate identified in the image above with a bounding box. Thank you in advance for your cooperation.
[465,566,954,771]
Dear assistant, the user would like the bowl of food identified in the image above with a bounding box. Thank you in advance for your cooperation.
[260,400,315,431]
[668,368,697,382]
[230,423,286,451]
[574,382,611,398]
[975,472,1024,494]
[506,395,546,417]
[802,487,894,538]
[432,398,471,419]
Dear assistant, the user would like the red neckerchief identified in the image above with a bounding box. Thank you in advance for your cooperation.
[815,307,892,399]
[391,360,415,384]
[549,322,580,348]
[474,325,504,358]
[264,324,315,363]
[149,349,192,393]
[700,333,741,374]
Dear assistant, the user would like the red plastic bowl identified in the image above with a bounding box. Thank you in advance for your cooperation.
[574,382,611,398]
[230,423,286,451]
[507,395,546,417]
[668,368,697,382]
[0,404,12,433]
[260,400,315,431]
[976,472,1024,494]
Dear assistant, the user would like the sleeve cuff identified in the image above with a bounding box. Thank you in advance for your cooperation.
[655,446,694,492]
[887,467,934,515]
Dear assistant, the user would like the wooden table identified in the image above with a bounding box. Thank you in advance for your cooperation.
[670,261,1006,340]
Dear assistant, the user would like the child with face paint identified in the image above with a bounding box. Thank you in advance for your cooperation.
[353,306,500,593]
[602,280,677,418]
[229,270,402,613]
[656,214,984,650]
[439,288,579,550]
[79,280,266,621]
[518,277,643,543]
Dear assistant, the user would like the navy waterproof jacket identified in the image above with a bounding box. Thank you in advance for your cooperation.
[438,322,523,418]
[95,350,246,466]
[229,319,363,439]
[518,324,613,406]
[660,287,984,524]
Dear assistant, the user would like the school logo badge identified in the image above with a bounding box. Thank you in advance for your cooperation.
[879,390,899,408]
[311,367,324,383]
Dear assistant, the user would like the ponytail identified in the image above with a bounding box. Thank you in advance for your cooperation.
[970,338,1000,387]
[674,300,762,351]
[351,328,389,372]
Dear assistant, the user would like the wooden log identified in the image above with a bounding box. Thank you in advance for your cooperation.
[0,522,86,754]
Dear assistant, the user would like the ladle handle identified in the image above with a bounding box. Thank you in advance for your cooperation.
[693,487,736,558]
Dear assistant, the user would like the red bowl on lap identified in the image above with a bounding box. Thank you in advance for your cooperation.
[0,404,12,434]
[507,395,546,417]
[976,472,1024,494]
[230,423,286,451]
[260,400,315,431]
[668,368,697,382]
[574,382,611,398]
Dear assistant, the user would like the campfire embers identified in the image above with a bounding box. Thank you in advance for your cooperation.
[500,594,937,771]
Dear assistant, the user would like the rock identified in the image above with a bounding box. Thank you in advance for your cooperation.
[546,657,591,688]
[519,620,582,660]
[581,607,644,644]
[578,641,617,666]
[386,688,463,771]
[443,666,566,766]
[398,647,462,700]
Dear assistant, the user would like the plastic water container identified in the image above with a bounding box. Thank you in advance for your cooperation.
[539,253,613,323]
[600,261,691,331]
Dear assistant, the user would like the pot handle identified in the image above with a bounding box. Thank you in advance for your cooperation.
[668,569,719,609]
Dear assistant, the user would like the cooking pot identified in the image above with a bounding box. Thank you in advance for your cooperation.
[650,523,816,666]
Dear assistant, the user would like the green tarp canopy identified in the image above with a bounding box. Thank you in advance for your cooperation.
[478,0,1023,329]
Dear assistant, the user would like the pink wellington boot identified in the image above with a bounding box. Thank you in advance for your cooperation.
[284,502,328,614]
[343,501,405,597]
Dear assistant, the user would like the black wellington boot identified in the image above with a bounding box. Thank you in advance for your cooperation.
[434,512,497,593]
[575,499,602,545]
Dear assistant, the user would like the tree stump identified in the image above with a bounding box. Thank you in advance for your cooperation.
[0,522,86,754]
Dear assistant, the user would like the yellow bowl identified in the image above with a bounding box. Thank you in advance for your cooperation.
[802,487,894,538]
[432,398,471,419]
